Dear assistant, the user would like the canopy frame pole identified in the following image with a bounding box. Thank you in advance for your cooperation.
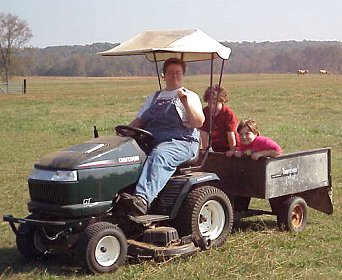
[153,53,162,90]
[208,58,225,150]
[218,59,225,87]
[212,59,226,143]
[208,53,214,150]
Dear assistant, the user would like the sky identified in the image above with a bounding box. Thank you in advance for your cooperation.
[2,0,342,48]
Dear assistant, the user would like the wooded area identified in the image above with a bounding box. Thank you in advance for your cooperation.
[11,40,342,77]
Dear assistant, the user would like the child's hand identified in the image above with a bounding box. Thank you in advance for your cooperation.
[233,151,243,158]
[225,150,235,157]
[251,152,263,160]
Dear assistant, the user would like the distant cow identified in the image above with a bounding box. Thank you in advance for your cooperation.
[319,69,330,74]
[297,69,309,75]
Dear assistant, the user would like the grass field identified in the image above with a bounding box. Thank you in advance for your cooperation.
[0,74,341,279]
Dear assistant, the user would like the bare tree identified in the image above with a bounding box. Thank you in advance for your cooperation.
[0,13,32,91]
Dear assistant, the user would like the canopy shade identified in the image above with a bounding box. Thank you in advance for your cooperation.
[98,29,231,62]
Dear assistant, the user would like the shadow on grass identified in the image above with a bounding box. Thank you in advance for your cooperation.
[0,247,86,277]
[232,217,279,233]
[0,247,152,277]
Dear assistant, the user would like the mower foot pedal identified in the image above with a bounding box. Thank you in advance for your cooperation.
[128,214,169,224]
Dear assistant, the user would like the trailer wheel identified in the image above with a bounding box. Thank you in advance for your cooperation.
[16,215,46,261]
[77,222,127,274]
[175,185,233,248]
[277,197,308,232]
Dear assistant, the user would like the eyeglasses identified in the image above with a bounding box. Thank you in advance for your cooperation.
[165,71,183,76]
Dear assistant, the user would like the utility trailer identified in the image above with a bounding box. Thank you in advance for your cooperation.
[197,147,333,231]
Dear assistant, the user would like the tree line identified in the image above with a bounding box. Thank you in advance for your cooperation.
[10,40,342,78]
[2,13,342,80]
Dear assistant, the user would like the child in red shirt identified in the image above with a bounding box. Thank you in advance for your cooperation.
[232,118,282,160]
[200,84,239,152]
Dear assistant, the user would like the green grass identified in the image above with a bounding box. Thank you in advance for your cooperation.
[0,74,341,279]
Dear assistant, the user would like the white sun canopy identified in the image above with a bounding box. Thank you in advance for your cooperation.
[98,29,231,62]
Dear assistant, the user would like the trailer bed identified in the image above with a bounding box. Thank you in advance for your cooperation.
[200,147,333,214]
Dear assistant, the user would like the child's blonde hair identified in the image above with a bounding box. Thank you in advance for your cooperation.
[203,84,229,103]
[237,118,260,135]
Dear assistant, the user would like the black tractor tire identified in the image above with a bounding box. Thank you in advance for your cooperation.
[77,222,127,274]
[277,196,308,232]
[175,185,233,248]
[16,215,46,261]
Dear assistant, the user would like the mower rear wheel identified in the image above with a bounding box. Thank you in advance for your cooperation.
[277,196,308,232]
[77,222,127,274]
[16,215,46,261]
[175,185,233,248]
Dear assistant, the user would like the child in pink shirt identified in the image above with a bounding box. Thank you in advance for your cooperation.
[232,118,282,160]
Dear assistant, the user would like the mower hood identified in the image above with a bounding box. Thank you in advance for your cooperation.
[34,136,146,170]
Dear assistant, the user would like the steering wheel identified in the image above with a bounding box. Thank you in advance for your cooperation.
[115,125,154,152]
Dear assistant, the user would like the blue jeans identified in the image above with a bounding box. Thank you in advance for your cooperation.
[135,138,199,205]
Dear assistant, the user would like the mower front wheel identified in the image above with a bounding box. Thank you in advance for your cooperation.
[16,215,46,261]
[77,222,127,274]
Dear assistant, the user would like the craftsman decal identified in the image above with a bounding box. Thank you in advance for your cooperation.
[271,166,298,179]
[118,155,140,163]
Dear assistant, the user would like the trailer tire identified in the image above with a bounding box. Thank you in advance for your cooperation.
[277,197,308,232]
[16,215,46,261]
[175,185,233,248]
[77,222,127,274]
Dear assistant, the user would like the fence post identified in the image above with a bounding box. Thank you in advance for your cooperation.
[23,79,27,94]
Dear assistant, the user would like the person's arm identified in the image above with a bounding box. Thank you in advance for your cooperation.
[178,90,205,128]
[225,132,237,157]
[200,130,209,149]
[227,131,237,151]
[251,150,282,160]
[224,106,239,157]
[129,92,155,128]
[250,137,282,160]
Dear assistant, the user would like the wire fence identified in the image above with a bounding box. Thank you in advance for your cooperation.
[0,80,26,94]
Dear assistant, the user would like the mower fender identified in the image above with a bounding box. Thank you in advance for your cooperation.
[169,172,220,219]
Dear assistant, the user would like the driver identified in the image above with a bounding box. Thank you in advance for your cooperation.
[122,57,205,215]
